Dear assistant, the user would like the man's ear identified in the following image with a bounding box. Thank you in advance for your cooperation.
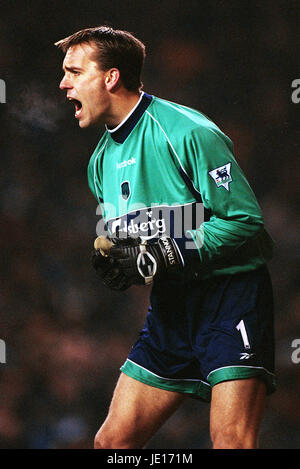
[105,68,121,91]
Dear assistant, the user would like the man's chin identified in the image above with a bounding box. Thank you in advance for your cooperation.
[78,118,102,129]
[78,118,89,128]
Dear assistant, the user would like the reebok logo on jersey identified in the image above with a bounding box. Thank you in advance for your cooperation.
[209,162,232,191]
[116,157,136,170]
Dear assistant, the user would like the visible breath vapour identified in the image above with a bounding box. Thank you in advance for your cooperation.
[10,83,67,132]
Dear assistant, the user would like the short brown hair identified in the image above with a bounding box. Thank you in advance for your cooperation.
[55,26,146,92]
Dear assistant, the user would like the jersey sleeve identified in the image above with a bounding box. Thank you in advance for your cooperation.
[177,125,266,269]
[87,136,106,203]
[87,157,98,201]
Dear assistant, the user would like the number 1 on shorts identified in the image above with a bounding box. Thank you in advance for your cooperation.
[236,320,250,349]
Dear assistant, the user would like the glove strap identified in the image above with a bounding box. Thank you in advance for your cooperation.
[136,244,158,285]
[157,237,183,270]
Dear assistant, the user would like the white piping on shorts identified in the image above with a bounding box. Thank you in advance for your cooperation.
[126,358,210,387]
[206,365,276,381]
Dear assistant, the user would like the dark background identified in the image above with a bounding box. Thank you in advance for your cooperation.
[0,0,299,449]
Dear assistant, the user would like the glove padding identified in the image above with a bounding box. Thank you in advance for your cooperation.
[92,236,184,290]
[92,237,134,291]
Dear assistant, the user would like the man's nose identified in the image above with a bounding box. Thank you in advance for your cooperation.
[59,75,72,90]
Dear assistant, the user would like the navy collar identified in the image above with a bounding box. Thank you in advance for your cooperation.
[106,92,153,144]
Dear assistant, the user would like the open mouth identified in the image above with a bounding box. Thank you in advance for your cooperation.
[68,97,83,118]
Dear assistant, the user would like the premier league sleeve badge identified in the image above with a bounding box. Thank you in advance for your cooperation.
[208,162,232,191]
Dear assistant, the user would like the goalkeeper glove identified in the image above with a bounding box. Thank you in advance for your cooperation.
[91,237,134,291]
[92,236,184,290]
[91,250,131,291]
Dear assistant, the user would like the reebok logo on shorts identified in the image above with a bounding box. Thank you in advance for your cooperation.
[240,352,256,360]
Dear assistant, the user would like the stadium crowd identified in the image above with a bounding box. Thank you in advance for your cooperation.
[0,0,299,448]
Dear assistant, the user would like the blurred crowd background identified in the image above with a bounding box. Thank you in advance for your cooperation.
[0,0,299,449]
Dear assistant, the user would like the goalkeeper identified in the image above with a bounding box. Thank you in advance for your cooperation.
[56,26,276,449]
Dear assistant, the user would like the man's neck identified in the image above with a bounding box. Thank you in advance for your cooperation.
[105,90,142,129]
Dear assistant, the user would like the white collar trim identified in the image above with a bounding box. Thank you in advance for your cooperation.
[106,92,144,133]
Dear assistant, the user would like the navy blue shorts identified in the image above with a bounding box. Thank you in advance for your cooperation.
[121,266,276,402]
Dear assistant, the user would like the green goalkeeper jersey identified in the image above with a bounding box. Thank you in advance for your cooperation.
[87,92,273,279]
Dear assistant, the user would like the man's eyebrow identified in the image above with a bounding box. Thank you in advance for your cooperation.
[62,65,84,72]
